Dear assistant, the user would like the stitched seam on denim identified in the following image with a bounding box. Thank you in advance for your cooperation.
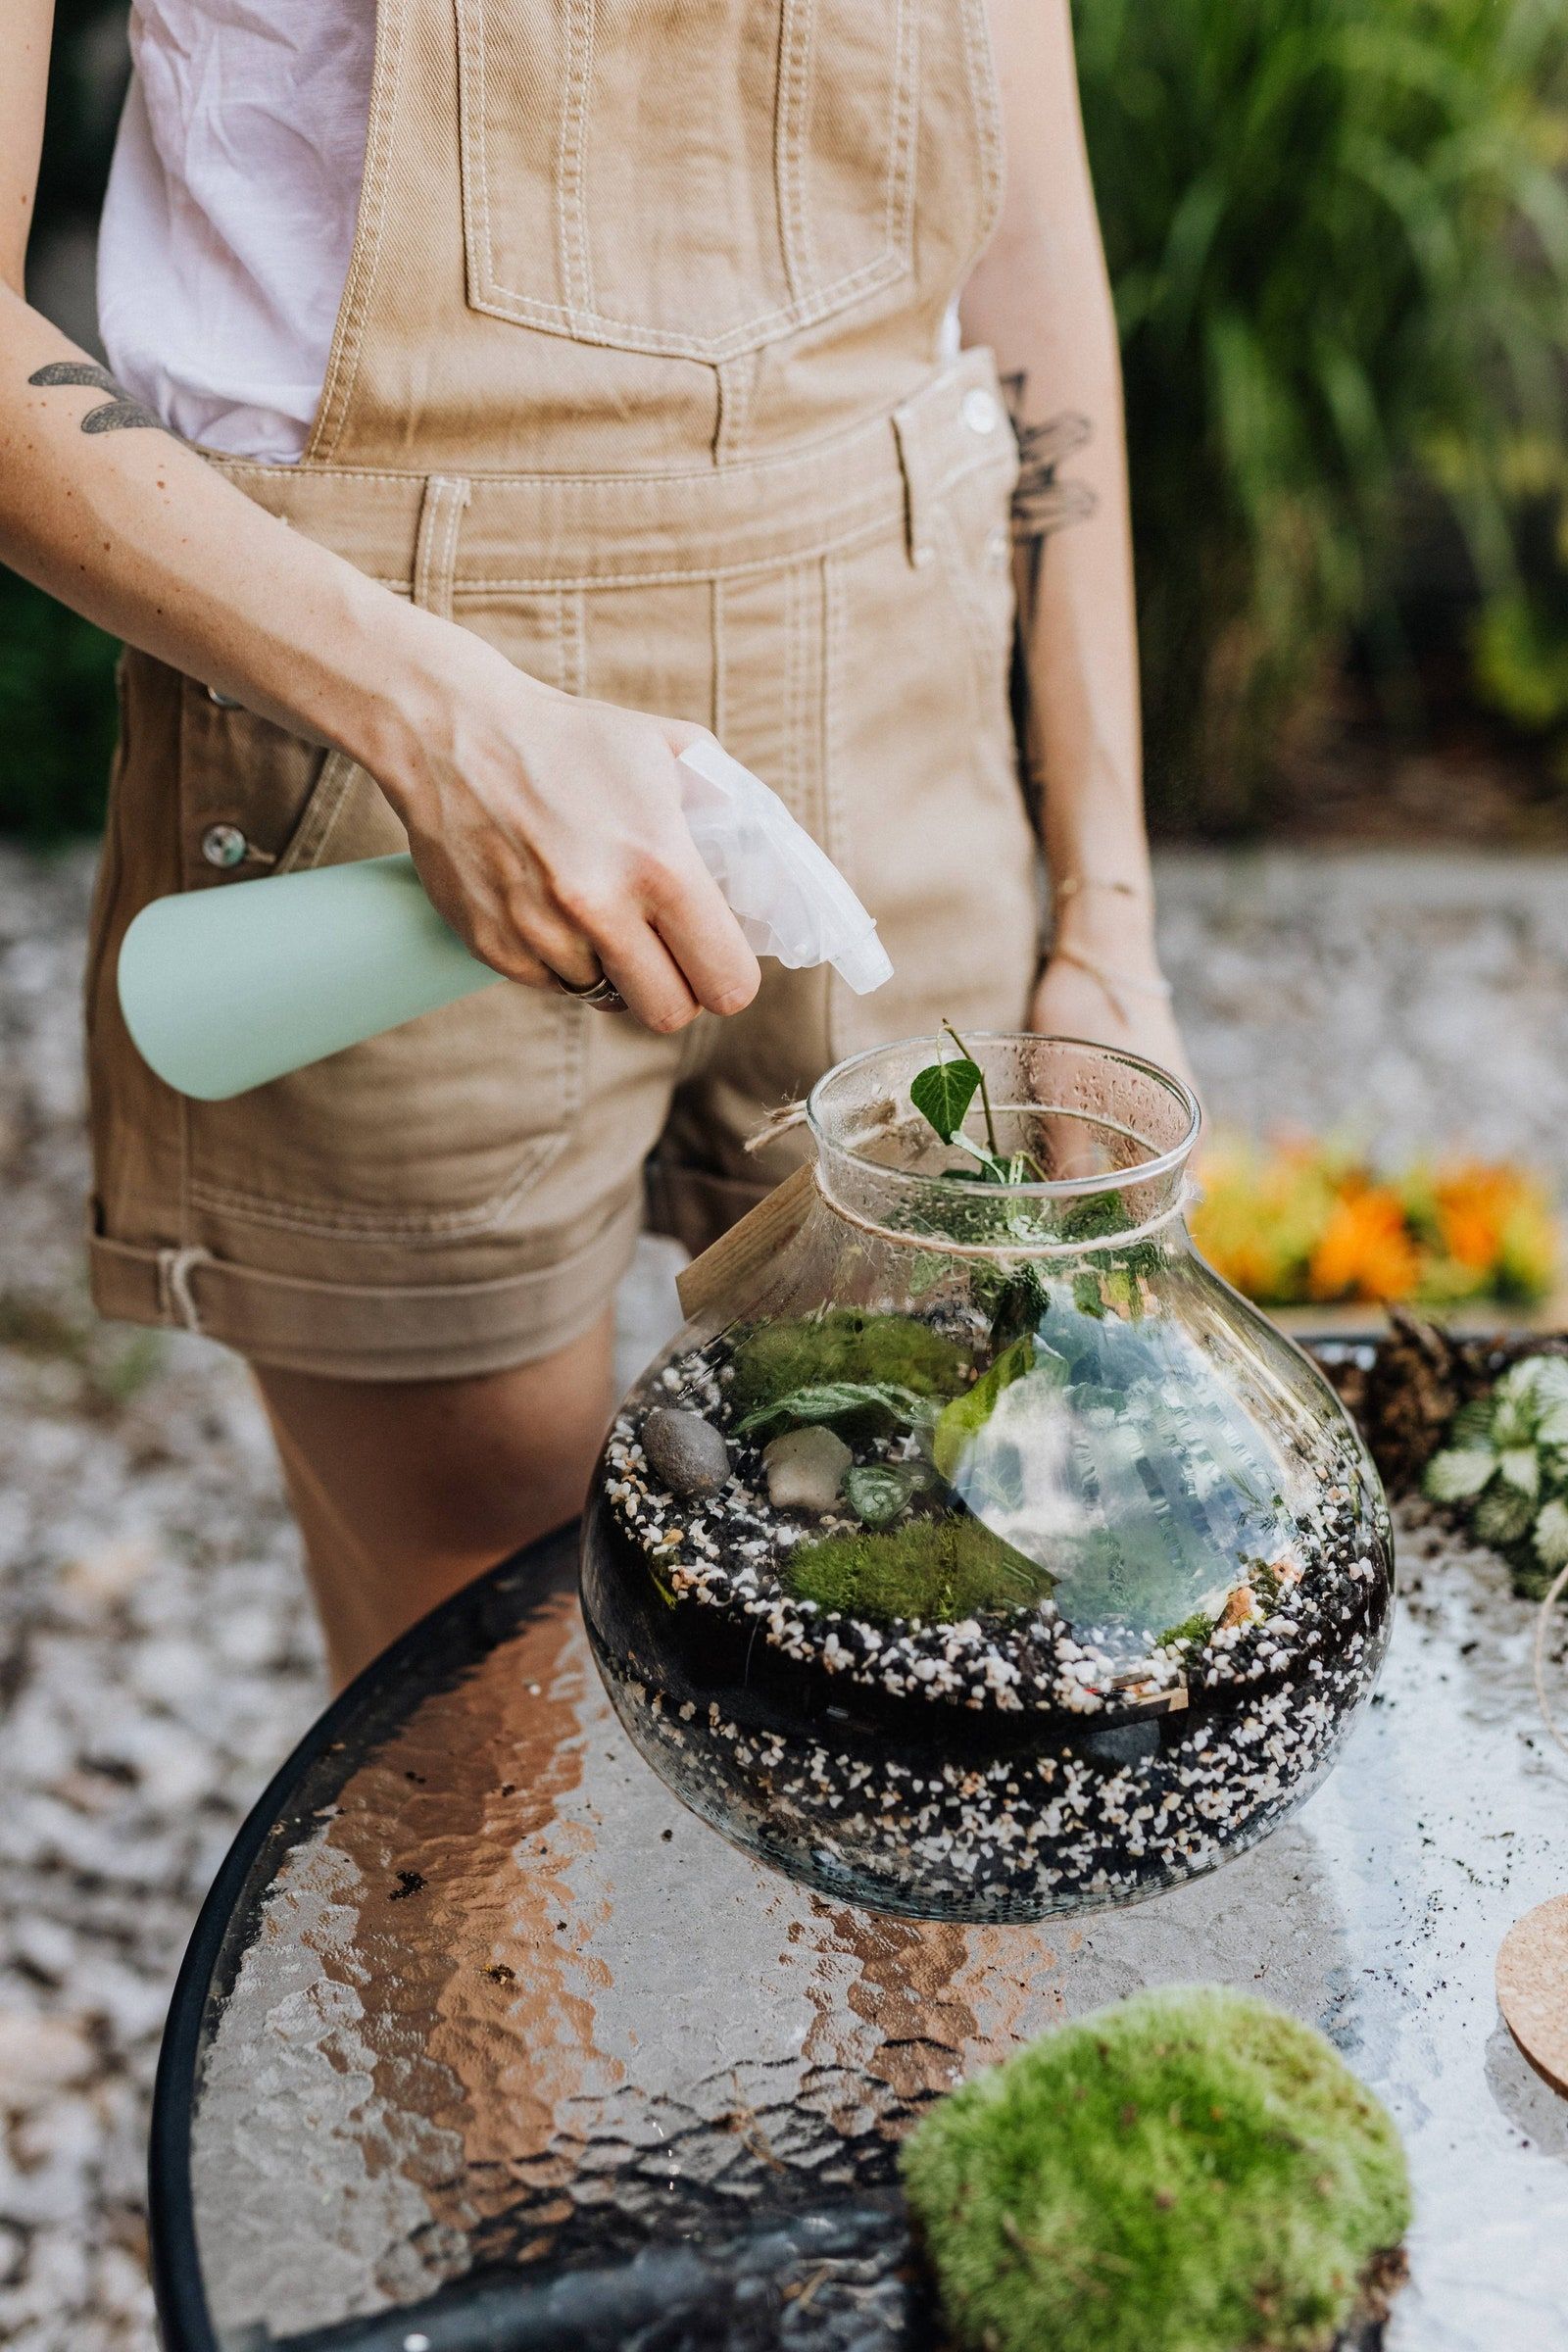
[91,1197,642,1301]
[217,359,999,494]
[714,353,760,467]
[273,750,358,876]
[466,246,907,362]
[776,0,818,308]
[455,0,486,314]
[187,1132,572,1241]
[712,574,727,740]
[436,514,902,594]
[561,0,595,321]
[413,476,470,617]
[822,552,853,1066]
[956,0,1005,259]
[889,0,918,263]
[308,0,404,461]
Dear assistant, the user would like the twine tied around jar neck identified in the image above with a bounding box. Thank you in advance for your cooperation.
[745,1097,1195,1256]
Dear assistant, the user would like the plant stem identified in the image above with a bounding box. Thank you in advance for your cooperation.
[944,1021,1001,1158]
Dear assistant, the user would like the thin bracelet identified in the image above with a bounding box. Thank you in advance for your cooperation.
[1053,873,1152,906]
[1052,943,1173,1026]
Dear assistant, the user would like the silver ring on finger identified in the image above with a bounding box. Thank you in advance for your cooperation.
[554,966,626,1013]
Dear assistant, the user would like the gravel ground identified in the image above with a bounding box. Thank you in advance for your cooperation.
[1,840,1565,2351]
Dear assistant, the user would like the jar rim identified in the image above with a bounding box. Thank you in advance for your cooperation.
[806,1032,1201,1204]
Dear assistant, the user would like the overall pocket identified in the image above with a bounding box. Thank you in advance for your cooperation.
[455,0,920,362]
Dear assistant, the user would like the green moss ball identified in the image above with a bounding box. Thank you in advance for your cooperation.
[784,1516,1053,1625]
[901,1985,1410,2352]
[728,1309,969,1436]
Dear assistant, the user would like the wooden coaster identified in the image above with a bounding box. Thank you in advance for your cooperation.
[1496,1892,1568,2096]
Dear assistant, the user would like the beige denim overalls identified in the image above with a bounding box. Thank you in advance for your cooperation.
[87,0,1042,1380]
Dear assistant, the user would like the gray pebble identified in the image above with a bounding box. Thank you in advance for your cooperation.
[642,1406,730,1498]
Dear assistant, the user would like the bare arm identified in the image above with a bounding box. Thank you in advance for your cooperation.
[0,1,757,1033]
[964,0,1190,1084]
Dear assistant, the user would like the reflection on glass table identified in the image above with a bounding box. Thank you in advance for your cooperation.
[151,1502,1568,2352]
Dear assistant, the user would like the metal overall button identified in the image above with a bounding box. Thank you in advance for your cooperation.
[201,823,249,870]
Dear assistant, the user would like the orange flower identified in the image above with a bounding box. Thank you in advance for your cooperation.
[1432,1164,1514,1271]
[1306,1188,1423,1303]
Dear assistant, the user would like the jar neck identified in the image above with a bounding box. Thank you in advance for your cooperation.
[807,1034,1199,1259]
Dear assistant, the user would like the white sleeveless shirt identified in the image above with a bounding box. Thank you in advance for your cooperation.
[97,0,375,463]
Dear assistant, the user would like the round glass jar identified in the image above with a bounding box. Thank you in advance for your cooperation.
[581,1036,1395,1923]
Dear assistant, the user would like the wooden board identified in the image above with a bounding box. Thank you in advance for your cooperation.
[675,1161,817,1323]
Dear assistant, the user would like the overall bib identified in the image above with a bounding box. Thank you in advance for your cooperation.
[87,0,1042,1380]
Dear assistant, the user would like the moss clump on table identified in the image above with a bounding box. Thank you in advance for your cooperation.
[728,1309,970,1440]
[902,1984,1409,2352]
[785,1516,1053,1626]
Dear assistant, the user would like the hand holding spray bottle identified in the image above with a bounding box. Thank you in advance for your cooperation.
[118,738,892,1100]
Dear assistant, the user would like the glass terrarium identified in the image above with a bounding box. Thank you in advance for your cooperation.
[581,1036,1395,1923]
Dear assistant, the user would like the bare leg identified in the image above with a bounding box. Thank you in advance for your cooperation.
[254,1310,615,1689]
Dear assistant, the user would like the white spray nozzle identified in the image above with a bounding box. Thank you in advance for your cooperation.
[676,738,893,997]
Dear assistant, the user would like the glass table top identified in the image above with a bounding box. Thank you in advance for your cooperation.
[152,1500,1568,2352]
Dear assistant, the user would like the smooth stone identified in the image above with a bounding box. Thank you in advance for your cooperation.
[764,1427,853,1514]
[642,1406,730,1499]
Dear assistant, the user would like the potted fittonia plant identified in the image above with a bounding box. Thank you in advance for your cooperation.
[1422,1353,1568,1598]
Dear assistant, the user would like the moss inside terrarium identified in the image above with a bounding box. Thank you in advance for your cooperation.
[902,1985,1410,2352]
[784,1515,1054,1625]
[728,1309,970,1440]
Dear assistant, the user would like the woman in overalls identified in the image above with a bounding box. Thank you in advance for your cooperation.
[1,0,1189,1683]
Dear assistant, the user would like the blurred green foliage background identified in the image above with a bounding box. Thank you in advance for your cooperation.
[5,0,1568,838]
[3,0,126,839]
[1075,0,1568,828]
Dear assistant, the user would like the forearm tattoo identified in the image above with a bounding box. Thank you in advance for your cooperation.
[28,362,170,435]
[1002,372,1100,793]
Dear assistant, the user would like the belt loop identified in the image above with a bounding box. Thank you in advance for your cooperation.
[158,1246,215,1335]
[891,398,937,575]
[414,476,472,620]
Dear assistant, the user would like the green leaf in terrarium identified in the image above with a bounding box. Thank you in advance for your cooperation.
[844,1459,936,1528]
[911,1055,983,1145]
[1535,1401,1568,1450]
[1157,1610,1216,1650]
[1534,1496,1568,1572]
[1423,1447,1498,1505]
[1072,1271,1107,1320]
[1473,1483,1536,1547]
[728,1310,970,1432]
[989,1262,1052,1353]
[735,1379,931,1440]
[932,1337,1042,1480]
[1497,1446,1542,1498]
